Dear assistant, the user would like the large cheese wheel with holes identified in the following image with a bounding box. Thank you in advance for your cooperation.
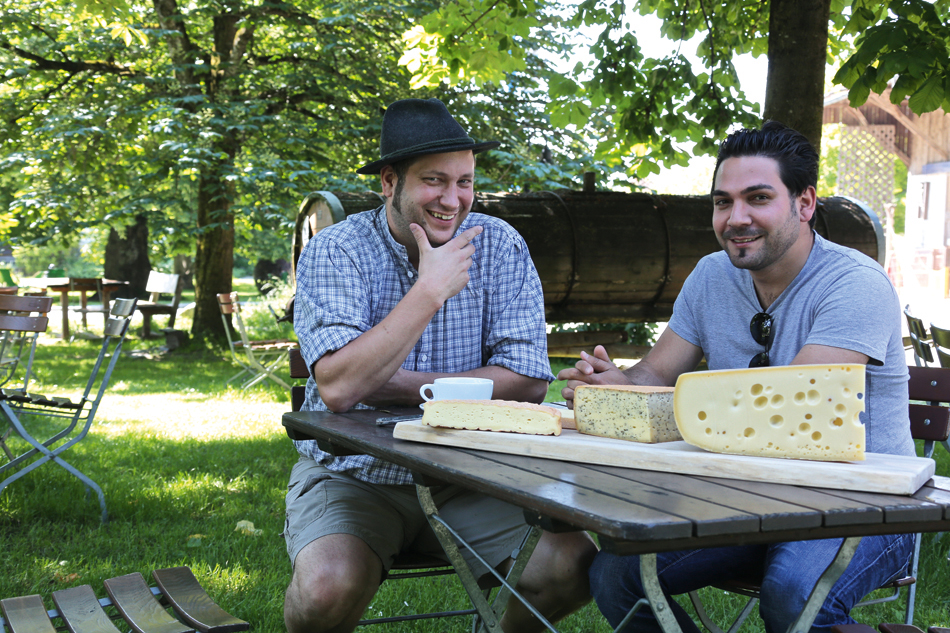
[673,364,866,461]
[422,400,562,435]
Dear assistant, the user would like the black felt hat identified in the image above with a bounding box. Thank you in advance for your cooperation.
[356,98,500,175]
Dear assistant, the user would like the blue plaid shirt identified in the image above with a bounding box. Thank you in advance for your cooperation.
[293,205,554,484]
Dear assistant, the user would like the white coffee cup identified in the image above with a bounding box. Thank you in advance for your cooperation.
[419,377,494,402]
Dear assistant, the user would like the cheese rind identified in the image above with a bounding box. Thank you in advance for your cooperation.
[574,384,680,443]
[422,400,562,435]
[674,364,866,461]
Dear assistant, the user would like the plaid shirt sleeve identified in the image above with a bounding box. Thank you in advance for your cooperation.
[294,232,367,372]
[481,226,554,383]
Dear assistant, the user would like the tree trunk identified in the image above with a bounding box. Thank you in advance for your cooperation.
[192,147,236,339]
[173,254,194,289]
[103,213,151,298]
[764,0,832,154]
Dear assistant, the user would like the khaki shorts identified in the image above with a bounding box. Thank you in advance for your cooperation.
[283,457,530,580]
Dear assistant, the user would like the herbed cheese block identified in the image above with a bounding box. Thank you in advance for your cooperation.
[673,364,866,461]
[421,399,562,436]
[573,384,680,443]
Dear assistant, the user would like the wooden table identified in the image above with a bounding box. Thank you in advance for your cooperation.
[282,408,950,633]
[20,278,129,339]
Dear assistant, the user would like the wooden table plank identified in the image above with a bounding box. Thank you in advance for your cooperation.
[912,476,950,518]
[461,452,762,538]
[420,447,696,542]
[818,488,944,523]
[585,464,824,533]
[287,411,696,542]
[695,477,884,527]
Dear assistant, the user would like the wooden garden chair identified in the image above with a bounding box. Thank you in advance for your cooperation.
[216,292,294,390]
[136,271,183,338]
[0,298,138,523]
[685,364,950,632]
[0,566,248,633]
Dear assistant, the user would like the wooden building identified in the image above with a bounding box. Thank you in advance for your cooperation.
[824,87,950,296]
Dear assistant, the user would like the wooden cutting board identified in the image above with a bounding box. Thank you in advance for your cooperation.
[393,421,935,495]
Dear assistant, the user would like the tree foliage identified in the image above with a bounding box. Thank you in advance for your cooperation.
[402,0,950,176]
[834,0,950,114]
[0,0,623,337]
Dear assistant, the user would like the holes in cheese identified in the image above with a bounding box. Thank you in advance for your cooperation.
[673,364,866,461]
[573,384,681,443]
[421,399,562,435]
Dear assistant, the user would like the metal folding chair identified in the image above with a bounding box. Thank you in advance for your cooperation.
[928,324,950,369]
[0,297,138,523]
[905,306,935,367]
[0,295,53,461]
[217,292,295,390]
[685,365,948,632]
[285,350,494,628]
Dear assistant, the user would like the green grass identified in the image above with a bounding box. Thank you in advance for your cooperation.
[1,346,949,632]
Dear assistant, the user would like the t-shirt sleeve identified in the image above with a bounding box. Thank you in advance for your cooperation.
[803,265,895,366]
[293,235,369,371]
[667,258,706,349]
[483,233,555,382]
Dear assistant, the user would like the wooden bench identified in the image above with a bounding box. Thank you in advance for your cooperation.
[137,271,183,339]
[0,566,249,633]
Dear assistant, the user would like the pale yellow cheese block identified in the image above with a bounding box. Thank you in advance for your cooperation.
[674,364,866,461]
[545,402,576,429]
[574,384,681,443]
[421,399,562,435]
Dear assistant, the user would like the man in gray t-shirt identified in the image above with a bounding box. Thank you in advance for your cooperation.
[559,121,915,633]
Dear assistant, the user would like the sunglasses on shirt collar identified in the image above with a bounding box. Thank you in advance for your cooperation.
[749,312,774,368]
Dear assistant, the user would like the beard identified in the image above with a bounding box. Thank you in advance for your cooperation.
[720,199,801,271]
[388,177,464,248]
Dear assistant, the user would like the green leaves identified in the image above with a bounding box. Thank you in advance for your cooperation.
[398,0,766,178]
[908,74,945,112]
[836,0,950,114]
[399,0,541,87]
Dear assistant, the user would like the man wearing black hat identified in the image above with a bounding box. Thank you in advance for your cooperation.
[284,98,597,633]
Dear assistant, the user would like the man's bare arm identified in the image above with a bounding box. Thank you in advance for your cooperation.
[313,224,482,412]
[362,365,549,407]
[556,328,704,407]
[792,344,869,366]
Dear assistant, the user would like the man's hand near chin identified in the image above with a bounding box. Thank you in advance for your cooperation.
[555,345,631,408]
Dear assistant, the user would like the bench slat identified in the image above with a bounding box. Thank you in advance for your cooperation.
[103,574,193,633]
[152,567,249,633]
[0,595,58,633]
[52,585,121,633]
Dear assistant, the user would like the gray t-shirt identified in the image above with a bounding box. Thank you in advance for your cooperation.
[669,233,914,457]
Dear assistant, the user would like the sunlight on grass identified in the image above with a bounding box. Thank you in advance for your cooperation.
[96,394,288,439]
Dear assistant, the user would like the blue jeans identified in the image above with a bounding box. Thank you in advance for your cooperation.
[589,534,914,633]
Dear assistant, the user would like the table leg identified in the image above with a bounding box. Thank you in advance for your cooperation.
[415,483,556,633]
[613,553,683,633]
[101,289,112,327]
[79,291,89,328]
[786,536,861,633]
[59,290,69,340]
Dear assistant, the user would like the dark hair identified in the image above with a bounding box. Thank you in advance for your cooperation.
[391,157,412,182]
[713,121,819,228]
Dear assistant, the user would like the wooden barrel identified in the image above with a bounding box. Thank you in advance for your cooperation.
[293,190,885,324]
